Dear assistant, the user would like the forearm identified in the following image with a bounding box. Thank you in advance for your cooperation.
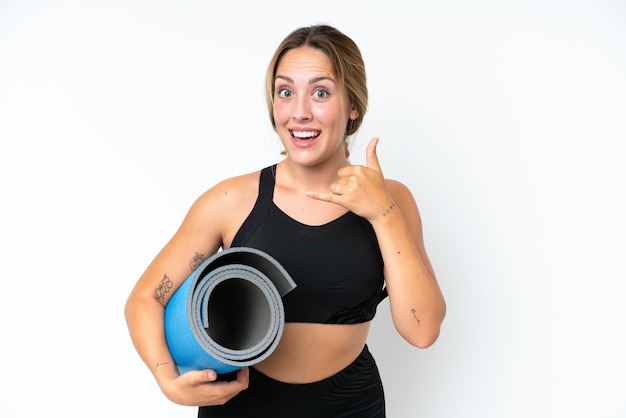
[371,206,446,348]
[124,294,180,387]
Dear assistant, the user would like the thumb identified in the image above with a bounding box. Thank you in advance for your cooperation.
[187,369,218,384]
[366,137,382,172]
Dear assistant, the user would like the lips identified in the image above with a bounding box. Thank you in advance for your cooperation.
[290,130,321,139]
[288,129,321,149]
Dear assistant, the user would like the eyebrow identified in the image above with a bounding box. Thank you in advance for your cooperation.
[275,75,336,85]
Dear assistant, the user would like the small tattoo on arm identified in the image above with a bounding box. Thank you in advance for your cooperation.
[154,273,173,305]
[382,202,397,218]
[190,252,206,271]
[155,362,169,370]
[411,308,421,326]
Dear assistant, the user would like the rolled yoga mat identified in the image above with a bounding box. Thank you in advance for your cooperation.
[164,247,296,374]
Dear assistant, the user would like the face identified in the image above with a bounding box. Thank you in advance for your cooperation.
[273,46,358,166]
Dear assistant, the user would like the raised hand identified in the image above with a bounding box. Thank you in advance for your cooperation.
[306,137,395,222]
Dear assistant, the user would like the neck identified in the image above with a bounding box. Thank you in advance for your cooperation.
[278,154,350,192]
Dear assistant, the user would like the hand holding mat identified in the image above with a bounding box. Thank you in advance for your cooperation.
[164,247,296,375]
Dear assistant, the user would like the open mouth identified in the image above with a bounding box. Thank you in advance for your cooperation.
[290,130,321,140]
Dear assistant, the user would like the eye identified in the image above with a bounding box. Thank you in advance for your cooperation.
[313,88,330,99]
[276,88,292,98]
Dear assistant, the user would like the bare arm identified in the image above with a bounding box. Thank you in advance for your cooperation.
[371,179,445,348]
[306,137,446,348]
[124,176,255,405]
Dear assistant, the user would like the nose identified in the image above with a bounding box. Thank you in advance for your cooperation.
[292,96,312,122]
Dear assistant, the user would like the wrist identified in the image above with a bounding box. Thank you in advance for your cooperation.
[370,200,397,224]
[380,201,397,219]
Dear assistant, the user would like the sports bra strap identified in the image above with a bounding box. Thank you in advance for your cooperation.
[230,165,276,248]
[259,164,276,199]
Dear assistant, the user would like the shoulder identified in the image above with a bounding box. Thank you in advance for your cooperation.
[203,170,261,202]
[193,169,263,216]
[184,168,266,247]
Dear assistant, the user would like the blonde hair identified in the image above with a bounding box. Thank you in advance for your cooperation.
[265,25,368,157]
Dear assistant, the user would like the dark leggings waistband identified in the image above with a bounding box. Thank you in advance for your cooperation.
[199,344,386,417]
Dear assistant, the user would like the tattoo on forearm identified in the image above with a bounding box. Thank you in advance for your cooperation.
[154,273,173,305]
[411,308,421,326]
[382,202,397,218]
[155,362,169,370]
[190,252,206,271]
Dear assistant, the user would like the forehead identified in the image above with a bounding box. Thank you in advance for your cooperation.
[276,46,336,80]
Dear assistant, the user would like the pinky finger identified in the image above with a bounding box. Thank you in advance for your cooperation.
[305,191,337,203]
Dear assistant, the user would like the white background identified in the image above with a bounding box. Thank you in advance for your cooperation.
[1,1,625,417]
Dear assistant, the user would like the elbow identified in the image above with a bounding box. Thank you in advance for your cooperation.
[124,289,165,326]
[406,327,441,349]
[397,312,445,348]
[398,306,446,349]
[123,295,136,326]
[123,290,146,325]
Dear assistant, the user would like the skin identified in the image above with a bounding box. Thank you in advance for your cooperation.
[124,45,446,406]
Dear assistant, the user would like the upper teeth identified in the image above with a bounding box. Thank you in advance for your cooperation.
[292,131,319,139]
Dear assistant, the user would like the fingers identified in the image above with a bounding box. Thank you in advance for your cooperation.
[236,367,250,385]
[337,137,381,178]
[196,368,249,386]
[366,137,382,173]
[337,137,382,177]
[185,369,218,384]
[165,367,250,407]
[306,136,384,208]
[194,368,249,403]
[305,190,338,204]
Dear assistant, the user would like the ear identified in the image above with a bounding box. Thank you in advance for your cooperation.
[349,107,359,120]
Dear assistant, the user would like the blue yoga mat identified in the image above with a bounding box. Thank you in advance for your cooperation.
[164,247,296,374]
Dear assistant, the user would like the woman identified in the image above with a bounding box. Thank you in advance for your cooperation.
[125,24,446,417]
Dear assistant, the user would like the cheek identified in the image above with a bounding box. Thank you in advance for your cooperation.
[311,104,336,125]
[322,100,348,123]
[273,102,290,125]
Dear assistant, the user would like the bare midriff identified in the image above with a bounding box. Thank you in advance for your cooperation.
[252,321,371,383]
